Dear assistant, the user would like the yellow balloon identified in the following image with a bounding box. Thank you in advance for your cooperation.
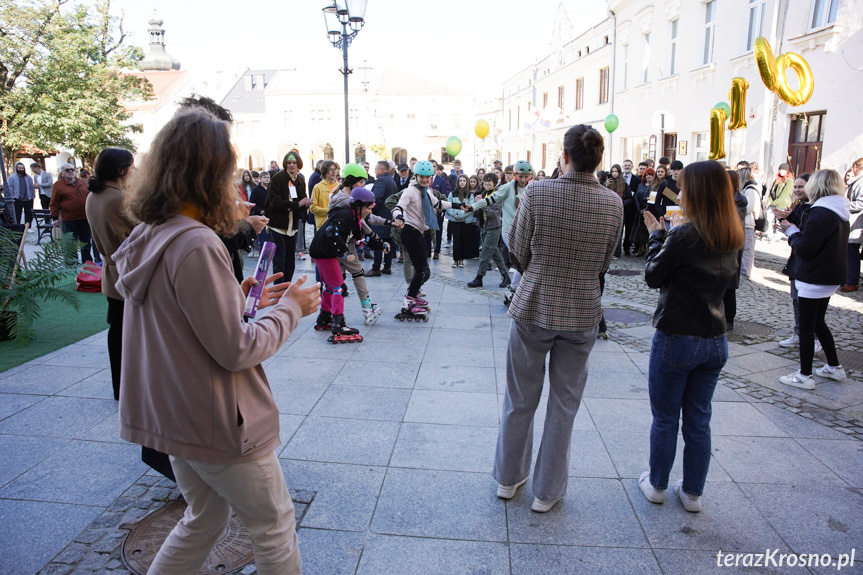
[709,108,727,160]
[754,37,779,93]
[728,77,749,130]
[474,119,490,140]
[775,52,815,106]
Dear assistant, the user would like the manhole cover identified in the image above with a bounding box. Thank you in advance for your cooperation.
[836,349,863,372]
[604,307,650,324]
[729,320,773,337]
[121,500,253,575]
[607,269,641,277]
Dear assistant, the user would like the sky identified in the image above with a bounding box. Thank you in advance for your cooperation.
[107,0,608,99]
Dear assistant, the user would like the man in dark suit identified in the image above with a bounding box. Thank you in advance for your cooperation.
[395,163,411,191]
[623,159,641,196]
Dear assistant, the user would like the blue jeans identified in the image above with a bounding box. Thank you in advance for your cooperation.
[648,330,727,497]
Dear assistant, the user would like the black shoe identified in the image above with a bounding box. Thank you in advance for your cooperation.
[467,276,483,288]
[499,276,511,288]
[366,269,382,277]
[381,267,392,275]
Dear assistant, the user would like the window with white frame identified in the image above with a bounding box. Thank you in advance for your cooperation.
[670,19,678,75]
[695,132,710,161]
[643,33,651,83]
[703,0,717,66]
[622,44,629,89]
[810,0,839,29]
[747,0,766,51]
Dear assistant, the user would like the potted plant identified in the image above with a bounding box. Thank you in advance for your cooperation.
[0,225,82,344]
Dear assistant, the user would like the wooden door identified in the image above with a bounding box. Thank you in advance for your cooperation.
[788,112,825,176]
[663,133,677,162]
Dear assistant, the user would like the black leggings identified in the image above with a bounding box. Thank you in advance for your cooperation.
[798,296,840,375]
[401,224,429,297]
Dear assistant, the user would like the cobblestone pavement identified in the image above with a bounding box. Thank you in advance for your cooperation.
[2,230,862,574]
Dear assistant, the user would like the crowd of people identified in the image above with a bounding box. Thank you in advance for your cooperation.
[4,90,861,571]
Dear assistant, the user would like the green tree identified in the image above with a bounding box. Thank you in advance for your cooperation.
[0,0,152,171]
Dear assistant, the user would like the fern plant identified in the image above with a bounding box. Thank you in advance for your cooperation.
[0,226,82,344]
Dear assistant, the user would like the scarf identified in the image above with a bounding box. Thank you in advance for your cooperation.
[419,185,438,231]
[17,174,30,200]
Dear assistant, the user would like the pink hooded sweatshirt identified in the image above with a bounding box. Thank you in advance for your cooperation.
[113,215,301,464]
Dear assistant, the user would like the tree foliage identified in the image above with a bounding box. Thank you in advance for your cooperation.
[0,0,152,170]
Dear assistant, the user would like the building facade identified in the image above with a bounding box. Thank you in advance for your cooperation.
[224,67,478,173]
[498,7,614,172]
[607,0,862,174]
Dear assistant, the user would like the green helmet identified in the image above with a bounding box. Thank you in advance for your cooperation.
[413,160,435,176]
[514,160,533,174]
[341,163,368,180]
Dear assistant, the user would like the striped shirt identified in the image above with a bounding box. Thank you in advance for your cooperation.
[507,171,623,331]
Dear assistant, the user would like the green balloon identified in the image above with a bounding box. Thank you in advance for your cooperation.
[446,136,462,158]
[714,101,731,116]
[604,114,619,133]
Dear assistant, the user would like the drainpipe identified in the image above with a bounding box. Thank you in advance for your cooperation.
[765,0,790,171]
[608,9,617,166]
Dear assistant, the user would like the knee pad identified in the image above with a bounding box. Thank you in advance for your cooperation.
[324,285,342,296]
[351,270,365,279]
[421,266,431,283]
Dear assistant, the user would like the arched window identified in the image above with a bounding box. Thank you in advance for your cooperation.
[354,144,366,163]
[392,147,407,165]
[323,144,334,161]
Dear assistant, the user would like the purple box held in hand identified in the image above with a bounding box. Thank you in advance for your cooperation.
[244,241,276,319]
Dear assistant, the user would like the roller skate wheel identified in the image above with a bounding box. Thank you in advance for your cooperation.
[422,315,430,322]
[407,316,414,322]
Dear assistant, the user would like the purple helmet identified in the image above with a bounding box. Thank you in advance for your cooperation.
[349,187,375,205]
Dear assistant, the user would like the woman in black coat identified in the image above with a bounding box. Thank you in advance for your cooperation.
[777,170,850,390]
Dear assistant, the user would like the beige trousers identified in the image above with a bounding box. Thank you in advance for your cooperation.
[148,451,301,575]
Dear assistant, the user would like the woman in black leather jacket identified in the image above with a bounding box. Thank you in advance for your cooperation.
[638,160,744,513]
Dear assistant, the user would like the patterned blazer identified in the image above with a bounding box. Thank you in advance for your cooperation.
[507,171,623,331]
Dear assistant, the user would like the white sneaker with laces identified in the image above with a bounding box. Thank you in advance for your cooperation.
[674,480,702,513]
[496,478,526,500]
[778,334,799,348]
[815,364,846,381]
[639,471,665,504]
[814,340,823,354]
[779,371,815,390]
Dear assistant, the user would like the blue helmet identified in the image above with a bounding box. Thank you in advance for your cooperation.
[413,160,435,176]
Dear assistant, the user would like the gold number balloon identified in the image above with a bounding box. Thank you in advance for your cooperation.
[709,108,727,160]
[753,36,815,106]
[728,77,749,130]
[775,52,815,106]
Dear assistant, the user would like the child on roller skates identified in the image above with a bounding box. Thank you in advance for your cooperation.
[391,161,454,322]
[328,164,402,325]
[309,184,391,343]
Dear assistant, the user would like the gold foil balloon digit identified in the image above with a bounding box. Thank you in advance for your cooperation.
[709,108,727,160]
[754,37,779,92]
[774,52,815,106]
[753,36,815,107]
[728,77,749,130]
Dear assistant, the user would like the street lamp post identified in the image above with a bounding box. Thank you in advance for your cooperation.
[322,0,367,165]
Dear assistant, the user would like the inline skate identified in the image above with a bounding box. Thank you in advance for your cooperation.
[361,298,382,325]
[407,290,431,311]
[328,314,363,343]
[314,310,333,331]
[395,296,430,322]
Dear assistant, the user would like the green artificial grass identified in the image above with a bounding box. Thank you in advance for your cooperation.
[0,281,107,372]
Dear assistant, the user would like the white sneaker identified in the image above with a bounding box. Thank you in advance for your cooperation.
[814,340,823,354]
[815,364,846,381]
[496,478,526,500]
[674,480,702,513]
[779,334,799,348]
[531,496,561,513]
[780,371,815,390]
[639,471,665,504]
